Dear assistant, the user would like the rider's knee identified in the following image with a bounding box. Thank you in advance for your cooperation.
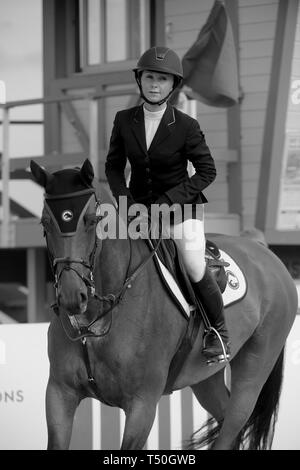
[183,252,206,282]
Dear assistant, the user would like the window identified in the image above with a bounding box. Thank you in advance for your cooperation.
[79,0,150,70]
[276,4,300,231]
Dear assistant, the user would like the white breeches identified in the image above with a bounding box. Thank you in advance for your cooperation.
[169,217,206,283]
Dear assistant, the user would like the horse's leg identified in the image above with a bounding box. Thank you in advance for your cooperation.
[121,398,157,450]
[46,377,80,450]
[212,333,284,450]
[191,367,230,422]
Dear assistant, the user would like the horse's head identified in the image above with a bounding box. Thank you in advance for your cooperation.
[31,159,101,315]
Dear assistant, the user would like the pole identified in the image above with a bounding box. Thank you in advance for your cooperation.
[89,97,99,179]
[187,98,197,177]
[1,107,10,247]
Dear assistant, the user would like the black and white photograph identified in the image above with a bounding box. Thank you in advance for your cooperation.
[0,0,299,453]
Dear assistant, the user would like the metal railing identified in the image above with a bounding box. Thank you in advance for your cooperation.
[0,88,136,247]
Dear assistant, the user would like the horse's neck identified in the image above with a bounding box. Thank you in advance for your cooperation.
[94,201,148,293]
[96,237,133,293]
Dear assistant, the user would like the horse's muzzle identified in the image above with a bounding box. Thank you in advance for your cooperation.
[57,271,89,315]
[57,290,88,315]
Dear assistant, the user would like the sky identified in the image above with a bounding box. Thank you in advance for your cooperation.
[0,0,42,103]
[0,0,43,157]
[0,0,44,217]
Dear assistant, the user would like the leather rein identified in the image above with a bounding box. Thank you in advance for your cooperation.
[43,189,162,342]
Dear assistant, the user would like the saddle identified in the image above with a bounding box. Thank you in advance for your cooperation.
[152,237,228,306]
[148,237,230,393]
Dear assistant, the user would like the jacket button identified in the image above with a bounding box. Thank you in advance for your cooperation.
[145,168,150,174]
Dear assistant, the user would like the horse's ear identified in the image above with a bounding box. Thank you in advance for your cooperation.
[80,159,94,187]
[30,160,54,190]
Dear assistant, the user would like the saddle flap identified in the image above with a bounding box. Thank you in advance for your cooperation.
[150,237,247,313]
[152,237,228,298]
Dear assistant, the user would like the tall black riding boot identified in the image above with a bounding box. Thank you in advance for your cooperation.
[192,267,230,365]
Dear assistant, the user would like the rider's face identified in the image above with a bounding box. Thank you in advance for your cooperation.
[140,70,174,104]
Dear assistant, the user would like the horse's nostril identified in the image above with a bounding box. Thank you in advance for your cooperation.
[80,291,88,304]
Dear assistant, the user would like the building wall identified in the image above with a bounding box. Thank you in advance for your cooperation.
[239,0,279,229]
[2,1,299,323]
[42,0,290,233]
[276,4,300,231]
[165,0,280,228]
[165,0,230,215]
[2,0,298,238]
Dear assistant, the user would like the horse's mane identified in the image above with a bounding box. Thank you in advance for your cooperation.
[97,182,116,206]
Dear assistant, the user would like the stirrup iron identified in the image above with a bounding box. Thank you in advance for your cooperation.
[203,326,230,366]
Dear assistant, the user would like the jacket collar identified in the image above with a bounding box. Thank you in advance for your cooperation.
[131,103,176,154]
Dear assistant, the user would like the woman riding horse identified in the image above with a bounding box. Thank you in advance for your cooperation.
[105,46,230,364]
[30,158,298,450]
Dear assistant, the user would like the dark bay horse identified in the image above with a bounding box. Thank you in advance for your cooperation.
[30,159,298,450]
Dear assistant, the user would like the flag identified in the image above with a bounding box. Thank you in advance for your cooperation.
[182,0,239,107]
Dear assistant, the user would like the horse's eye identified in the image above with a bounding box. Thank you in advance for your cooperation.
[84,214,97,230]
[40,216,52,237]
[41,216,51,230]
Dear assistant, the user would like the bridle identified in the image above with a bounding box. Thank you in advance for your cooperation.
[43,188,100,300]
[42,188,162,342]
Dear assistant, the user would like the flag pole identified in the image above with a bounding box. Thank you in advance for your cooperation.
[188,98,197,120]
[187,95,197,177]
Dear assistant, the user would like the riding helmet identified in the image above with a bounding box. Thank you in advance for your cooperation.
[133,47,183,105]
[133,46,183,80]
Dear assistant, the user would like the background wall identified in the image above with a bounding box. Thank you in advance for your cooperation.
[0,318,299,450]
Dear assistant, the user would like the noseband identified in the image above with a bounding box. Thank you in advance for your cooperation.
[53,257,96,297]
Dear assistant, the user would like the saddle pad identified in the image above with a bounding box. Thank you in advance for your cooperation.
[154,248,247,317]
[219,249,247,307]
